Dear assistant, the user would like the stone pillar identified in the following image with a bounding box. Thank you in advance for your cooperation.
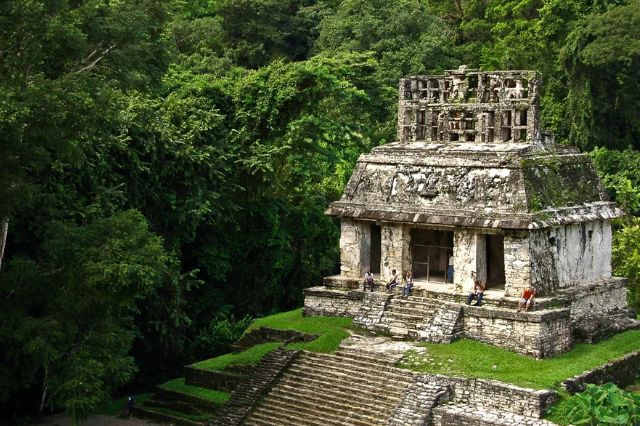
[503,231,531,297]
[381,223,411,281]
[453,230,486,292]
[339,219,371,279]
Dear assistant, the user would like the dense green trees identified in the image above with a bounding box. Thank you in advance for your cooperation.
[2,0,640,422]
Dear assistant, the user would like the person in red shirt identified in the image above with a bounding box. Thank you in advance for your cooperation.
[518,287,536,312]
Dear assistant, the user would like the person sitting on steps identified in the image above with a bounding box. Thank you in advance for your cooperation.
[386,269,399,293]
[466,280,485,306]
[402,271,413,298]
[363,271,375,292]
[518,287,536,312]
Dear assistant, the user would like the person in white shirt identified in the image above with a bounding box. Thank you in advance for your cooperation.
[363,271,375,292]
[386,269,399,293]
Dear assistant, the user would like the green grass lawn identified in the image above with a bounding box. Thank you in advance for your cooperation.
[192,342,283,371]
[159,378,230,404]
[192,308,353,371]
[248,308,353,352]
[398,330,640,390]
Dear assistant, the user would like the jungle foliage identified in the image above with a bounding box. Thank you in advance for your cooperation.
[1,0,640,422]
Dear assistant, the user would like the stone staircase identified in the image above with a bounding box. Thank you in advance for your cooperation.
[243,348,417,426]
[211,348,300,426]
[382,296,464,342]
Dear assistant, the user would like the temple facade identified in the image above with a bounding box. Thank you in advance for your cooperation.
[304,67,637,358]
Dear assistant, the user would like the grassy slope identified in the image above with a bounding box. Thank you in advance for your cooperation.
[247,308,353,352]
[192,342,283,371]
[159,378,230,404]
[192,308,352,370]
[399,330,640,390]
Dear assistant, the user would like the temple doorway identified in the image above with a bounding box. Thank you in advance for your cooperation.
[411,229,453,281]
[486,234,505,288]
[370,223,381,274]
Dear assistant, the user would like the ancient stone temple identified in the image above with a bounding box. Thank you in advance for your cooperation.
[305,66,637,358]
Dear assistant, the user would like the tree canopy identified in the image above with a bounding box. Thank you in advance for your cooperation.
[2,0,640,422]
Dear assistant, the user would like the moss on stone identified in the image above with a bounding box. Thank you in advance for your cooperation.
[521,155,604,211]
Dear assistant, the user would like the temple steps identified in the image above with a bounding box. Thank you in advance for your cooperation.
[277,371,410,403]
[383,296,465,341]
[383,296,439,339]
[243,350,416,426]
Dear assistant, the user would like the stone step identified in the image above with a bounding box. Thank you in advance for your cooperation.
[275,375,406,409]
[283,366,411,396]
[300,352,412,374]
[254,392,387,426]
[251,395,368,426]
[332,348,398,365]
[389,326,419,338]
[262,391,391,425]
[291,361,414,388]
[247,402,353,426]
[386,303,435,316]
[432,405,558,426]
[389,298,442,309]
[144,398,204,416]
[153,387,221,412]
[133,405,207,426]
[245,405,370,426]
[301,352,415,378]
[383,311,433,324]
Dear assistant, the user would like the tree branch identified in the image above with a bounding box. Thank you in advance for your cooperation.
[73,43,118,74]
[0,218,8,272]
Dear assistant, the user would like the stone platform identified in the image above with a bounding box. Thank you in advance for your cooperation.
[305,276,637,358]
[323,274,558,310]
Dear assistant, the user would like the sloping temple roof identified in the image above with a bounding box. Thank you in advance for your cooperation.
[327,68,622,229]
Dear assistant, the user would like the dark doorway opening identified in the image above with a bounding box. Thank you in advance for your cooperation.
[370,224,381,274]
[486,234,505,288]
[411,229,453,281]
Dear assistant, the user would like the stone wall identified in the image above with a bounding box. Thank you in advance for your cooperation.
[454,230,481,292]
[424,374,557,418]
[462,307,572,358]
[562,350,640,394]
[339,219,371,278]
[530,221,612,293]
[397,69,541,145]
[303,287,364,317]
[567,278,628,322]
[381,223,411,281]
[338,162,529,214]
[432,406,557,426]
[388,377,452,426]
[503,231,531,297]
[353,292,393,330]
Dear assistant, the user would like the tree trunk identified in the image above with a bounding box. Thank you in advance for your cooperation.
[0,218,7,271]
[39,366,48,415]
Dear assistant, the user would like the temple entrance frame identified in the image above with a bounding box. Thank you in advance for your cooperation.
[410,228,453,282]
